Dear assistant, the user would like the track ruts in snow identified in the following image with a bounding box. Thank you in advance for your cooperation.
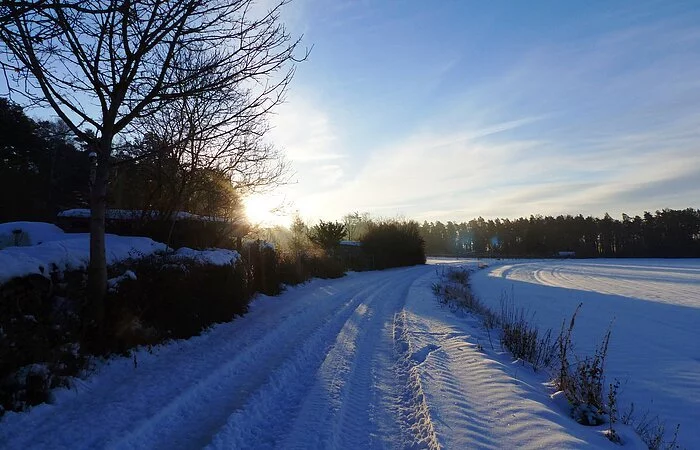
[112,271,406,450]
[210,266,430,449]
[1,270,417,450]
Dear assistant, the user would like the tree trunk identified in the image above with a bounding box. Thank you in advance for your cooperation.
[87,134,112,334]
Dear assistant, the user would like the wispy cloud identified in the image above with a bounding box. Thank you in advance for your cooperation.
[269,93,345,163]
[255,4,700,224]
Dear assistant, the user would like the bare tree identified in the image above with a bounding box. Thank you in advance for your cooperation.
[129,64,291,213]
[0,0,305,331]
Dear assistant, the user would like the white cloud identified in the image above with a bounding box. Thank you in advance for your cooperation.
[255,12,700,225]
[269,94,344,163]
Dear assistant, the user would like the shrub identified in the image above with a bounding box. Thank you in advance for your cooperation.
[241,241,281,296]
[621,404,681,450]
[0,270,90,416]
[103,254,249,352]
[308,220,346,251]
[0,237,349,415]
[555,305,616,427]
[276,252,346,287]
[499,296,556,371]
[432,268,495,320]
[433,268,554,370]
[360,220,426,270]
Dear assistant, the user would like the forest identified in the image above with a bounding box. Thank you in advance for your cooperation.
[419,210,700,258]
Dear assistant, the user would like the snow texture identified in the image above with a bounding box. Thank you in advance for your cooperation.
[0,221,72,249]
[469,258,700,449]
[0,229,167,284]
[108,270,138,292]
[172,247,240,266]
[0,264,640,449]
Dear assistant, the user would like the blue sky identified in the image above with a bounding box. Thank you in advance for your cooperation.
[245,0,700,225]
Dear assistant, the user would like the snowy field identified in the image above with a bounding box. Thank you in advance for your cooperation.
[1,265,633,449]
[470,258,700,449]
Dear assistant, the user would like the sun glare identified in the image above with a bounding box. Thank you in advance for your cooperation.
[244,194,289,227]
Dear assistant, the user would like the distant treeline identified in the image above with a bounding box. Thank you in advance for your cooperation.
[419,209,700,258]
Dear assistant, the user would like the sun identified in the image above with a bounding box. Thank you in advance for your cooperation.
[244,193,290,227]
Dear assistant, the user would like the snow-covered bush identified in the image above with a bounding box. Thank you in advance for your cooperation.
[0,232,346,415]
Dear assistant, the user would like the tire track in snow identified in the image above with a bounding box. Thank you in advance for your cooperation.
[279,266,428,449]
[328,267,428,450]
[512,261,700,306]
[205,268,431,449]
[98,272,403,450]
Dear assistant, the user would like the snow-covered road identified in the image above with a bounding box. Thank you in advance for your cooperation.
[2,265,622,449]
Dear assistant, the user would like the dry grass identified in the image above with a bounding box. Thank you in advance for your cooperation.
[432,267,682,447]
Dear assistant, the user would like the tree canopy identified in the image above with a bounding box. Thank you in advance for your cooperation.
[419,210,700,258]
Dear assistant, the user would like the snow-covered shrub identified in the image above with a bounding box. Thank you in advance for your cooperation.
[432,268,497,329]
[433,268,554,370]
[446,267,469,284]
[621,404,681,450]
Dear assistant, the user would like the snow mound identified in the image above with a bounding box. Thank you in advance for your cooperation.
[172,247,241,266]
[0,221,73,249]
[107,270,138,292]
[0,233,167,284]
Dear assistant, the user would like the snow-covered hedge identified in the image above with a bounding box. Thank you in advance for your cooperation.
[57,208,226,222]
[0,221,244,285]
[0,232,167,285]
[172,247,240,266]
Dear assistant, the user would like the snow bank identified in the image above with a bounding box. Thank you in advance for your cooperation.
[172,247,240,266]
[0,233,167,284]
[0,220,245,283]
[0,222,73,249]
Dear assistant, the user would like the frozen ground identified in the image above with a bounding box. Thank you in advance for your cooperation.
[470,258,700,449]
[0,265,628,449]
